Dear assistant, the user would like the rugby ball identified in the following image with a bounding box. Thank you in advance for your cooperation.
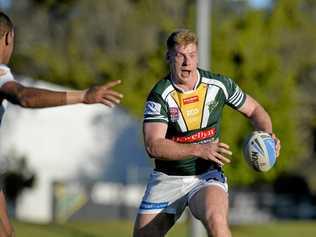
[243,131,276,172]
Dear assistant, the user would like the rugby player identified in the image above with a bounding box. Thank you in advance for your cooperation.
[133,29,281,237]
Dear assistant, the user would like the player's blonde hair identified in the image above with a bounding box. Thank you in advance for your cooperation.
[166,29,198,50]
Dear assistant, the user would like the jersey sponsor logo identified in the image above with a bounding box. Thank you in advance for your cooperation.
[144,101,161,115]
[183,95,199,105]
[171,127,216,143]
[169,107,179,122]
[186,108,199,117]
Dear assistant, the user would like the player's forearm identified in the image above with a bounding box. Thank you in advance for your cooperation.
[65,90,86,105]
[16,87,67,108]
[145,138,199,161]
[249,105,273,133]
[17,87,86,108]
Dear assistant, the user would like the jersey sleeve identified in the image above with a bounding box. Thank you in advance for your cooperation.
[0,65,15,88]
[224,77,246,109]
[143,91,169,124]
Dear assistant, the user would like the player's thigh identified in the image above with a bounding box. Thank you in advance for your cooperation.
[133,212,175,237]
[188,185,229,222]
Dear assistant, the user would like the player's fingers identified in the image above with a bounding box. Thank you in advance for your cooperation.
[271,133,281,158]
[218,142,230,149]
[102,95,121,105]
[210,157,224,166]
[215,152,231,164]
[218,147,232,156]
[275,140,281,158]
[100,98,115,108]
[102,80,121,89]
[102,90,123,99]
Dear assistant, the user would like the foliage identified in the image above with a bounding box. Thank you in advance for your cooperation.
[211,0,302,185]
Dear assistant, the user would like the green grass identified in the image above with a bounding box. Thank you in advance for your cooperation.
[12,220,316,237]
[232,221,316,237]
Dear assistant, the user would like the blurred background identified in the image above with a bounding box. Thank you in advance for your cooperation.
[1,0,316,236]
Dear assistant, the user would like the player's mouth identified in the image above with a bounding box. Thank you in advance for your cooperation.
[181,69,191,77]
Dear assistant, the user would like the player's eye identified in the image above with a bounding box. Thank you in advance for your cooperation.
[175,53,184,60]
[189,53,197,58]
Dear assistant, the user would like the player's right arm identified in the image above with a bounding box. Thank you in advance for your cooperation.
[0,80,123,108]
[0,66,123,108]
[143,122,232,166]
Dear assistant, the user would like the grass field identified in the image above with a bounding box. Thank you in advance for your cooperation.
[12,220,316,237]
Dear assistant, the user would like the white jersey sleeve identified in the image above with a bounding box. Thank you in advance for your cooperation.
[0,64,15,88]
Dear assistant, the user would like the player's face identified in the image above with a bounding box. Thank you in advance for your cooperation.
[168,43,198,85]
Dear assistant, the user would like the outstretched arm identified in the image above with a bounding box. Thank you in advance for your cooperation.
[0,80,123,108]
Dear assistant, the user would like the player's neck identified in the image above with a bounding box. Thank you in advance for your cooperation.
[0,52,5,65]
[171,70,199,92]
[0,52,8,65]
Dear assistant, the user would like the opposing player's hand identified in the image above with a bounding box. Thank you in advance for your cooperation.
[271,133,281,157]
[197,140,232,166]
[83,80,123,107]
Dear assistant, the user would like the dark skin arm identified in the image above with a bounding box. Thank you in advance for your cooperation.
[0,80,123,108]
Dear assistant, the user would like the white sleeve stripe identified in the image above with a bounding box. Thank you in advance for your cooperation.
[230,92,244,106]
[228,90,241,103]
[230,92,242,105]
[144,117,169,122]
[144,115,165,119]
[230,90,239,100]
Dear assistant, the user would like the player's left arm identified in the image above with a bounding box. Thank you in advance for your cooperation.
[238,94,281,157]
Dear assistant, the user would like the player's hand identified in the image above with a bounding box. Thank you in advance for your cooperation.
[83,80,123,107]
[197,140,232,166]
[271,133,281,158]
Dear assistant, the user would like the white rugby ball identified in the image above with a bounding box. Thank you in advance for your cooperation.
[243,131,276,172]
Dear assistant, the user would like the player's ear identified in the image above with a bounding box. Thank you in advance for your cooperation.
[5,32,9,45]
[5,31,13,46]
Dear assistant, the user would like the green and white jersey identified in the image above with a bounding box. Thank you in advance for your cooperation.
[144,68,246,175]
